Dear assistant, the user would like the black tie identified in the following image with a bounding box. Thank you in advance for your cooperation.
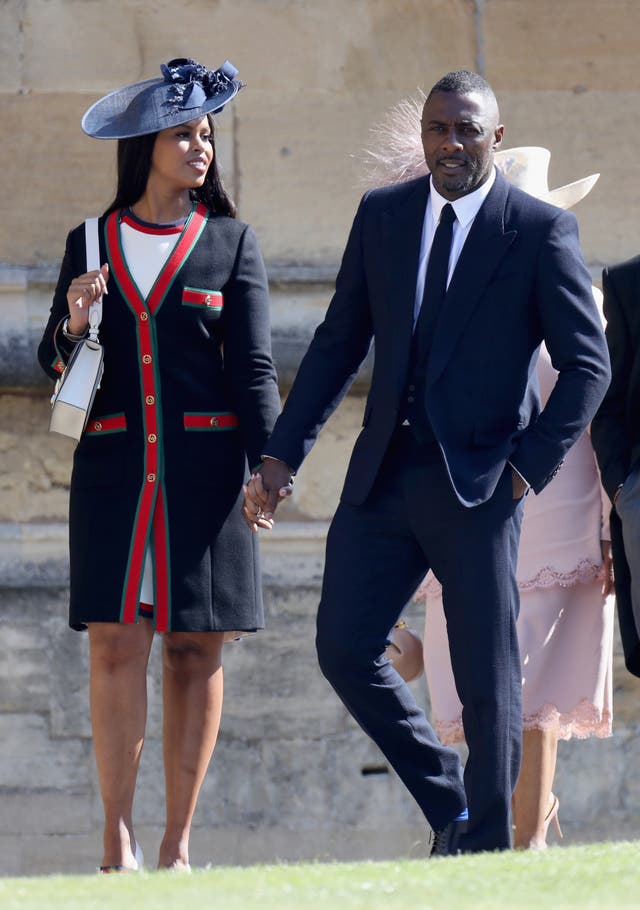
[414,202,456,362]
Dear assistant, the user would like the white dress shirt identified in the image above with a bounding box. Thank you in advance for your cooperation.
[413,167,495,326]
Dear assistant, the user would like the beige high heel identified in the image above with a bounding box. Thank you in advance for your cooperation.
[544,792,563,840]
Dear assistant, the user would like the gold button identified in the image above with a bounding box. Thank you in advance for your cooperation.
[148,433,157,443]
[94,421,102,432]
[145,395,155,405]
[142,354,152,364]
[140,312,148,321]
[147,473,156,483]
[210,416,219,426]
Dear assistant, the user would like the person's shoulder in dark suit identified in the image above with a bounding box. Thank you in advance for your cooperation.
[362,174,429,208]
[603,252,640,289]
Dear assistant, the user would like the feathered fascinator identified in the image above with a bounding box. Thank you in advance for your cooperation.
[359,91,599,209]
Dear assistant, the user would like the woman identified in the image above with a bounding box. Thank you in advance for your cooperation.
[418,147,615,850]
[38,58,281,871]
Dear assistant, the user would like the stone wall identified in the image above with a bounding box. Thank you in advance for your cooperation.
[2,0,640,876]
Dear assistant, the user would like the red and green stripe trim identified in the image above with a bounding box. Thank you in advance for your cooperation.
[182,287,223,310]
[184,411,239,431]
[52,316,69,372]
[152,483,171,632]
[106,206,207,629]
[120,211,184,235]
[86,413,127,435]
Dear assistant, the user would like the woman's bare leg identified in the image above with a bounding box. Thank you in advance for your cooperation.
[159,631,224,869]
[88,620,155,868]
[512,726,559,849]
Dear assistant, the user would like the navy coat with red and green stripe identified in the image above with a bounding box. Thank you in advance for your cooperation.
[38,205,281,633]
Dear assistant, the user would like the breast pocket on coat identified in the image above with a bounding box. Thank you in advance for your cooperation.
[181,287,224,324]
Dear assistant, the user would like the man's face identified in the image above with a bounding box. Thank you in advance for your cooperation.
[421,90,504,200]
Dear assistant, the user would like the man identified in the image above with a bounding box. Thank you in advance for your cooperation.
[245,71,610,853]
[591,258,640,678]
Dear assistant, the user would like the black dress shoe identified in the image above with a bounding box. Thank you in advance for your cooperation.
[430,817,468,857]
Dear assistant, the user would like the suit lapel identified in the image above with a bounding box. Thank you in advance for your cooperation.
[382,177,429,394]
[427,174,517,386]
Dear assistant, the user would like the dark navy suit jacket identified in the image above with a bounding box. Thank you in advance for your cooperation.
[265,171,610,508]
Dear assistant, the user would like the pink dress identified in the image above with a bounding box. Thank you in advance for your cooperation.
[420,344,614,744]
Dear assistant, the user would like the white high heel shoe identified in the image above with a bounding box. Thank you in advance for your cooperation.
[98,841,144,874]
[134,842,144,870]
[543,792,563,840]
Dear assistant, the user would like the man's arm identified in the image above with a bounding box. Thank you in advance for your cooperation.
[508,209,611,493]
[591,266,633,502]
[242,194,375,527]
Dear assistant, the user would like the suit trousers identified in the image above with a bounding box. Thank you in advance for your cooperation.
[316,427,524,852]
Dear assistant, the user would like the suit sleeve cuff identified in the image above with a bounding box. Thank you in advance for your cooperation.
[260,454,296,476]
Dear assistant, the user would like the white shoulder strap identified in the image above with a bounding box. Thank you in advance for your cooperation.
[85,217,102,342]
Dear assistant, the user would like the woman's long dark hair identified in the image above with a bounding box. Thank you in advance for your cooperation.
[103,114,236,218]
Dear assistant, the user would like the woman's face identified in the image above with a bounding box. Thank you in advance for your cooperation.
[150,116,214,191]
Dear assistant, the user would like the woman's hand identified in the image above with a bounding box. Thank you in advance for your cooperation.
[242,462,293,532]
[601,539,615,596]
[66,263,109,334]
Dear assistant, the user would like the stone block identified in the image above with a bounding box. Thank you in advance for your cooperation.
[188,730,424,833]
[0,94,113,265]
[117,0,475,96]
[496,90,640,267]
[22,0,146,92]
[0,836,22,877]
[0,0,23,92]
[47,609,91,739]
[272,394,363,521]
[620,728,640,810]
[0,395,73,524]
[8,832,99,876]
[0,789,91,836]
[0,610,52,713]
[220,629,346,741]
[553,728,640,841]
[235,91,387,265]
[0,714,91,790]
[484,0,640,91]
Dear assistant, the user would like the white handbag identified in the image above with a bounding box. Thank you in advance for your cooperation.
[49,218,105,441]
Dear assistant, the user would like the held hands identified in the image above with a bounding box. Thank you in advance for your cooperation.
[66,263,109,334]
[242,459,294,533]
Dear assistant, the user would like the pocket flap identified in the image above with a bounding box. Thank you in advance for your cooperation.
[182,287,223,310]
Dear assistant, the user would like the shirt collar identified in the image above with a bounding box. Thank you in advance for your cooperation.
[429,166,496,228]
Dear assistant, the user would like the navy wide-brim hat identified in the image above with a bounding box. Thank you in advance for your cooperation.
[82,58,242,140]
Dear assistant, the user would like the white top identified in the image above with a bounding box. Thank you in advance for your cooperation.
[120,216,182,299]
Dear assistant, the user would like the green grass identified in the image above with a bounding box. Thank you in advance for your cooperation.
[1,842,638,909]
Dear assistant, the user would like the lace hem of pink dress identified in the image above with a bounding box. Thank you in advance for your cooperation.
[415,558,603,600]
[434,699,612,746]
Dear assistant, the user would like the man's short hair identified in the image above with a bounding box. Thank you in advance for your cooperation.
[427,70,496,103]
